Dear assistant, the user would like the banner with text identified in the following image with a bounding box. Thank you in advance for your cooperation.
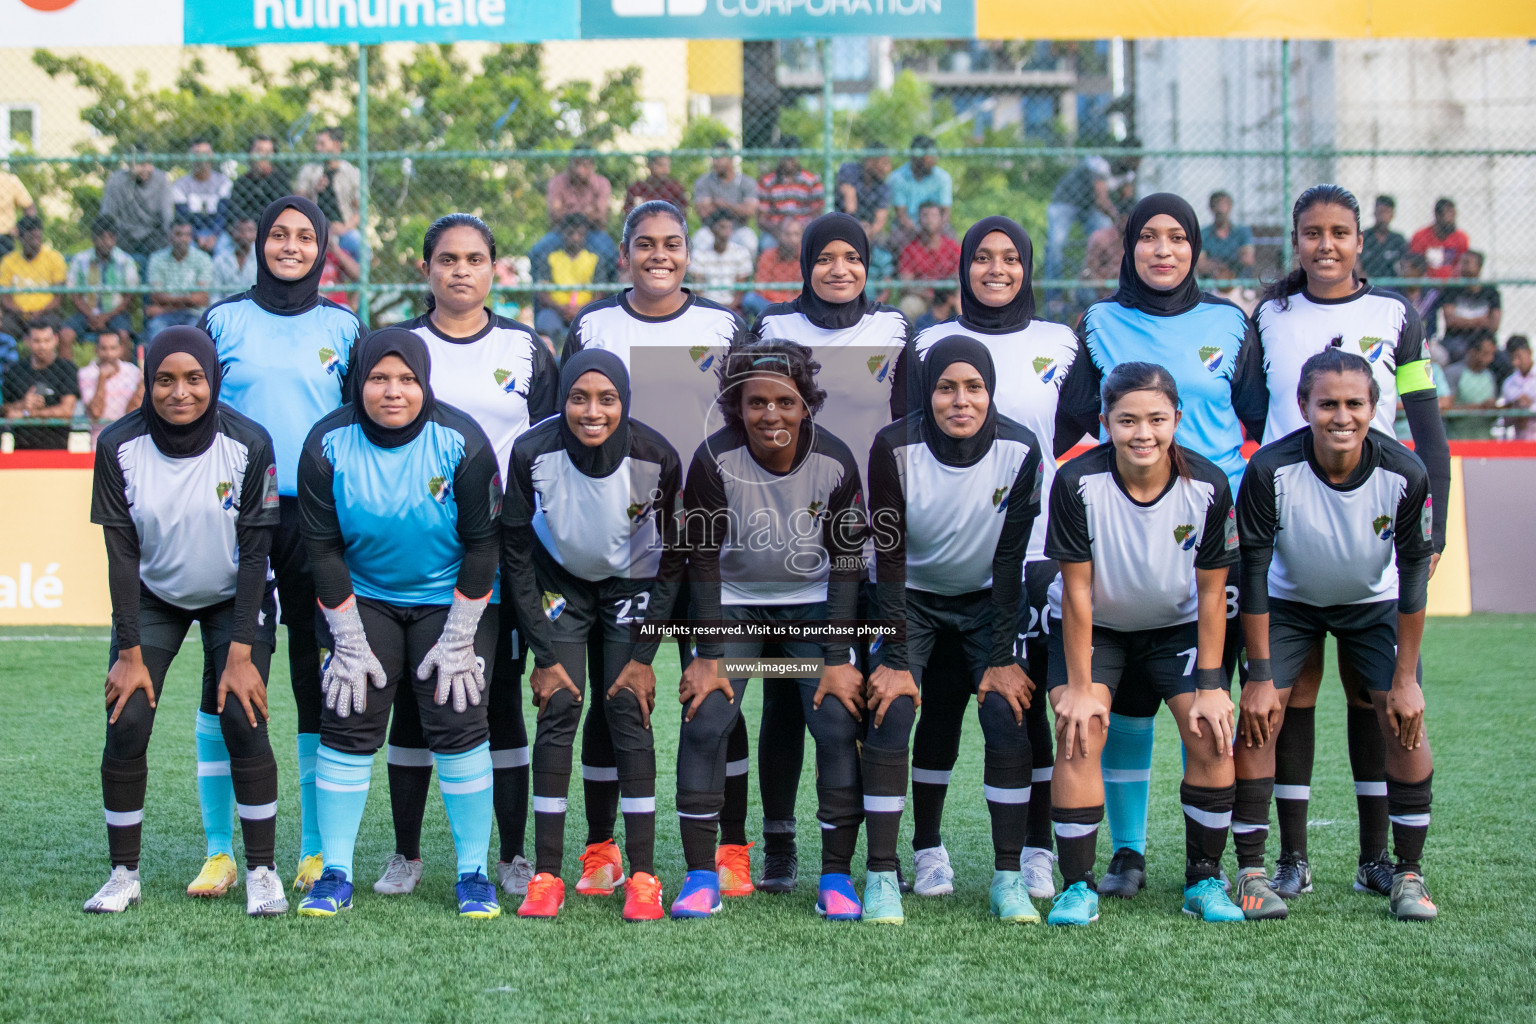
[580,0,973,39]
[183,0,579,45]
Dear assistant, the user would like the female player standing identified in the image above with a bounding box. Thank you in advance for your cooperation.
[376,214,557,899]
[1045,362,1244,927]
[503,350,684,922]
[1233,348,1438,922]
[200,195,363,892]
[294,329,503,919]
[86,328,288,917]
[862,336,1044,925]
[1055,194,1267,898]
[1245,185,1451,899]
[671,340,868,920]
[904,216,1080,899]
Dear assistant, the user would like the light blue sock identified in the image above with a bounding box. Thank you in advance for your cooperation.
[194,711,235,858]
[435,742,494,878]
[315,745,372,882]
[1102,713,1155,855]
[296,733,322,859]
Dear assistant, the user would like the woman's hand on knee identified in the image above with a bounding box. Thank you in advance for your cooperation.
[814,663,865,722]
[1051,684,1109,761]
[1187,687,1235,759]
[1385,677,1427,750]
[865,666,917,728]
[106,646,155,725]
[217,642,269,728]
[1238,675,1284,749]
[977,663,1033,725]
[679,658,729,723]
[608,659,657,730]
[530,663,581,720]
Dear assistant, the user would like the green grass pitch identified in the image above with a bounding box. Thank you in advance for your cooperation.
[1,616,1532,1023]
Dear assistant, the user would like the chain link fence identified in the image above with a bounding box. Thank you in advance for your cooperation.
[1,36,1532,443]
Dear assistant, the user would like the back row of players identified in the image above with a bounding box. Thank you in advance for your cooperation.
[85,185,1445,924]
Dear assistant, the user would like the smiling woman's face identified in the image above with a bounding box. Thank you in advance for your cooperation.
[264,207,319,281]
[1132,214,1192,292]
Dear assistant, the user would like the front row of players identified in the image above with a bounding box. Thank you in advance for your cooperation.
[86,326,1436,924]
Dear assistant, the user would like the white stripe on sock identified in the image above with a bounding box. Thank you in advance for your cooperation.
[491,746,530,769]
[1182,804,1233,830]
[582,765,618,782]
[532,795,568,814]
[316,779,371,793]
[386,745,434,767]
[236,801,278,820]
[621,796,656,814]
[1032,767,1054,782]
[863,795,905,813]
[1354,781,1388,797]
[1231,822,1269,834]
[440,775,492,795]
[104,808,143,827]
[1053,821,1098,838]
[911,767,952,785]
[1102,768,1150,783]
[1274,784,1311,801]
[677,810,718,820]
[725,758,749,777]
[196,761,231,777]
[819,820,837,830]
[1389,813,1431,827]
[984,785,1032,805]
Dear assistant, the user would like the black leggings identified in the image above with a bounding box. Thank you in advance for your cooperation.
[274,497,322,734]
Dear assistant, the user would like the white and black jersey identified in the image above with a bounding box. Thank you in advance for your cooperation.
[910,317,1079,564]
[1045,444,1238,631]
[92,405,280,612]
[563,290,747,472]
[399,311,558,471]
[1238,428,1433,614]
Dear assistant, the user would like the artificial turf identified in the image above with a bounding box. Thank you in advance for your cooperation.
[1,616,1530,1023]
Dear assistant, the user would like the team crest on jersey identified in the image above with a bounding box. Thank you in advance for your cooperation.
[1032,356,1059,384]
[1174,523,1197,550]
[216,481,236,510]
[867,355,891,382]
[807,499,827,521]
[626,500,653,525]
[428,475,452,505]
[318,347,342,374]
[1199,346,1224,373]
[541,591,566,621]
[992,486,1010,513]
[1372,514,1394,541]
[690,346,715,372]
[493,368,518,394]
[1359,337,1387,363]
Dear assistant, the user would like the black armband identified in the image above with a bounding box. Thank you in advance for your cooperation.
[1195,666,1229,691]
[1245,658,1272,683]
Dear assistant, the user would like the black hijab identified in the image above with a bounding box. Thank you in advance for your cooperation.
[797,212,873,331]
[143,326,222,458]
[920,334,998,467]
[353,327,434,449]
[253,195,329,315]
[558,348,631,477]
[1113,193,1204,317]
[958,215,1036,332]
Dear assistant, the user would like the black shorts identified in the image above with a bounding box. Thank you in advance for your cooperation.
[1267,598,1419,692]
[1046,617,1205,701]
[1013,558,1057,679]
[114,584,278,658]
[533,549,656,648]
[895,587,992,688]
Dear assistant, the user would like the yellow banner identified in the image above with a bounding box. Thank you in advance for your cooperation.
[0,469,110,626]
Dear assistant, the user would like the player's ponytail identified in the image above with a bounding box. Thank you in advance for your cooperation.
[421,213,497,313]
[1262,184,1361,311]
[1101,361,1191,479]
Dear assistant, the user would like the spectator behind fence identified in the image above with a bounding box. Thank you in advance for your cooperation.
[835,145,891,242]
[77,328,142,448]
[689,210,754,311]
[547,152,616,254]
[1078,208,1127,307]
[1395,252,1443,343]
[693,140,759,252]
[533,214,615,348]
[211,210,259,299]
[0,215,66,343]
[171,138,233,256]
[1436,249,1500,364]
[295,127,362,259]
[2,316,79,450]
[62,216,138,352]
[912,287,958,333]
[756,136,824,248]
[1361,194,1409,281]
[897,201,961,302]
[623,151,688,218]
[100,150,173,272]
[1444,329,1499,439]
[143,219,213,339]
[0,167,37,259]
[743,215,804,322]
[1500,336,1535,440]
[1043,138,1138,313]
[318,232,361,311]
[1410,197,1470,280]
[1198,190,1254,278]
[886,134,952,251]
[230,134,292,224]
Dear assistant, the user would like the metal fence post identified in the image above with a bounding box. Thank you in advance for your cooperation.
[357,46,372,324]
[1280,38,1292,273]
[821,38,835,214]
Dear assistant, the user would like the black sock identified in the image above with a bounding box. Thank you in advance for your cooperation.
[677,789,719,873]
[763,817,796,858]
[1387,772,1432,875]
[531,770,569,876]
[1053,804,1103,887]
[1274,706,1314,858]
[582,763,619,848]
[1347,706,1390,863]
[102,754,148,870]
[720,718,749,848]
[1233,776,1274,870]
[1024,697,1055,850]
[861,743,909,873]
[230,753,279,870]
[493,757,529,863]
[1180,781,1235,884]
[758,681,804,855]
[818,782,861,876]
[984,745,1031,871]
[909,761,951,852]
[386,761,432,861]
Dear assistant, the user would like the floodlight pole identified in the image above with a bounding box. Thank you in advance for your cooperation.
[1280,38,1293,273]
[357,46,372,324]
[822,38,835,214]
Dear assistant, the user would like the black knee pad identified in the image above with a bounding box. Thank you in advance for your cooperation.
[104,693,156,762]
[218,701,271,760]
[977,692,1030,753]
[866,695,916,750]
